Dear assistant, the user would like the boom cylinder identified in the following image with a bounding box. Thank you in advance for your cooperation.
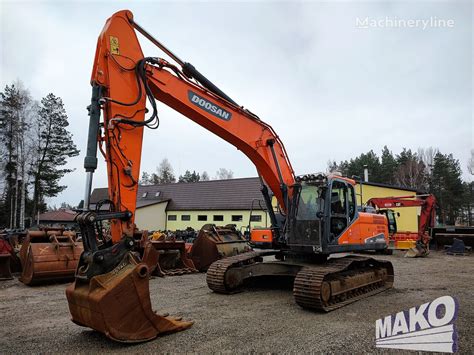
[130,19,238,106]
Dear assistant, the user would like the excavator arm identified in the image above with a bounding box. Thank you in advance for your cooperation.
[67,10,295,343]
[367,194,437,256]
[83,10,295,243]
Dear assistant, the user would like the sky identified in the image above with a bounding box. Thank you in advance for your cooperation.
[1,0,472,206]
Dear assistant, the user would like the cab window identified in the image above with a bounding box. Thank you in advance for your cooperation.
[330,181,347,216]
[347,185,356,221]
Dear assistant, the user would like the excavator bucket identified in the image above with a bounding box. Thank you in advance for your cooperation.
[19,229,83,285]
[150,239,198,277]
[65,252,193,343]
[140,232,197,277]
[405,242,430,258]
[405,246,429,258]
[189,224,251,272]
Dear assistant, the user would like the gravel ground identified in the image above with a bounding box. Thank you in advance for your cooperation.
[1,250,472,354]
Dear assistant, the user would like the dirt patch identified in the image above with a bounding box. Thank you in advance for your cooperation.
[1,250,472,353]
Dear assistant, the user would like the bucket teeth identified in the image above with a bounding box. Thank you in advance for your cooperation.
[66,252,193,343]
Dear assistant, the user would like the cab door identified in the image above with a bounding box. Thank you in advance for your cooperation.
[328,180,358,245]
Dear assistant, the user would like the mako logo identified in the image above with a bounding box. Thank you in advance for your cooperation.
[375,296,458,353]
[188,91,232,121]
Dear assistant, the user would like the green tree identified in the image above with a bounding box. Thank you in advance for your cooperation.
[380,146,398,184]
[431,152,464,224]
[140,171,152,185]
[30,93,80,223]
[344,150,382,182]
[179,170,200,183]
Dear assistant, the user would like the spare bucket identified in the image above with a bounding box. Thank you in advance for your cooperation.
[19,229,83,285]
[189,224,251,272]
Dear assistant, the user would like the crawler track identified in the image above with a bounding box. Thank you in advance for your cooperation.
[293,256,394,311]
[206,251,273,293]
[206,253,394,311]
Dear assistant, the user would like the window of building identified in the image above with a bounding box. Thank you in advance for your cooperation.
[181,215,191,221]
[213,215,224,222]
[142,192,148,198]
[155,191,161,197]
[232,215,243,222]
[250,215,262,222]
[168,214,177,221]
[198,215,208,221]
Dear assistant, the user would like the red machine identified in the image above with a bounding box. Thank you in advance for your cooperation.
[0,233,14,280]
[367,194,437,257]
[67,10,394,343]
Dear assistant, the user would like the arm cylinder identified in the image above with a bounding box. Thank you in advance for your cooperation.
[83,85,102,209]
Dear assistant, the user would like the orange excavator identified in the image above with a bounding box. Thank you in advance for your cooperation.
[67,10,395,343]
[367,194,437,257]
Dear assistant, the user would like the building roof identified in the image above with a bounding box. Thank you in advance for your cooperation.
[136,199,170,208]
[38,209,77,222]
[90,177,266,211]
[359,180,419,193]
[89,177,420,212]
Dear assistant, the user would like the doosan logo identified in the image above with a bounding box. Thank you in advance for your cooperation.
[188,91,232,121]
[375,295,458,353]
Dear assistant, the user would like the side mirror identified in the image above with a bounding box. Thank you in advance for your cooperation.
[397,212,401,217]
[316,211,324,219]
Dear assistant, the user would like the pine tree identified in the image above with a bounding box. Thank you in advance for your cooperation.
[380,146,398,185]
[140,171,151,185]
[179,170,200,183]
[431,152,464,224]
[30,93,79,223]
[340,150,382,182]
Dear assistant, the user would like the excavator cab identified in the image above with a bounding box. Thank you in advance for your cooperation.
[286,174,388,255]
[287,178,326,250]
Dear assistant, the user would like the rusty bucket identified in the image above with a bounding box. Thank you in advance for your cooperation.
[19,229,83,285]
[65,252,193,343]
[149,238,198,277]
[189,224,251,272]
